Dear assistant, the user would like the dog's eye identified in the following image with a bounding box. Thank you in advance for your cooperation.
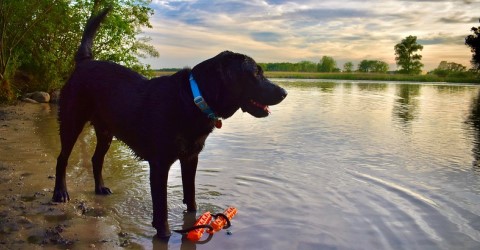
[254,66,263,77]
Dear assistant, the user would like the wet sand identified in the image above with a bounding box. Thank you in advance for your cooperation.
[0,103,133,249]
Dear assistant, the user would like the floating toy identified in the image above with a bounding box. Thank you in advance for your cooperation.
[210,207,237,233]
[174,207,238,242]
[187,211,213,241]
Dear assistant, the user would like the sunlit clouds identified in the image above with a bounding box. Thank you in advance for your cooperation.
[142,0,480,71]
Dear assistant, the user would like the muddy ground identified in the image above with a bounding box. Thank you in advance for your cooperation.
[0,103,144,249]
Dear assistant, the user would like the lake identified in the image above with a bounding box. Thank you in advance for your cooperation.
[21,79,480,249]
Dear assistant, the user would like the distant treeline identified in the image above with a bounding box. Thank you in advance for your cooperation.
[257,57,390,73]
[156,68,182,72]
[154,58,478,82]
[154,58,391,74]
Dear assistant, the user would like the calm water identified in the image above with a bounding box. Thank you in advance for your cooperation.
[35,80,480,249]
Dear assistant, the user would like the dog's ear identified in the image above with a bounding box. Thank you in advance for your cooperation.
[191,52,230,115]
[191,51,249,119]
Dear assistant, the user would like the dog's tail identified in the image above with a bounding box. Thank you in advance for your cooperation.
[74,7,112,63]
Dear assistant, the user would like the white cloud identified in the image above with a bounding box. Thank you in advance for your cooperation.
[143,0,480,70]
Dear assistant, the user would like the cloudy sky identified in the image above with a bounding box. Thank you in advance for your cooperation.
[142,0,480,71]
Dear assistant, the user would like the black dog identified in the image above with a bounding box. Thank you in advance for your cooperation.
[52,7,287,237]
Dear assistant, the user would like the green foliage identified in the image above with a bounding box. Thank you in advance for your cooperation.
[297,61,318,72]
[357,60,389,73]
[430,61,467,77]
[343,62,354,72]
[466,20,480,71]
[263,71,479,83]
[0,0,61,100]
[0,0,158,101]
[259,56,339,73]
[394,35,424,75]
[317,56,337,72]
[89,0,158,71]
[258,62,299,72]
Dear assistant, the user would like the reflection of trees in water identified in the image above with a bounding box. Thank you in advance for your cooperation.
[318,82,336,93]
[357,83,387,92]
[467,91,480,169]
[277,81,338,93]
[393,84,420,124]
[435,85,470,94]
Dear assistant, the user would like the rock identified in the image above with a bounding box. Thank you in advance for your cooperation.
[23,92,50,103]
[21,98,39,104]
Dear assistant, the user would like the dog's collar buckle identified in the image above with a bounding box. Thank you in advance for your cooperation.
[189,73,222,128]
[193,96,215,119]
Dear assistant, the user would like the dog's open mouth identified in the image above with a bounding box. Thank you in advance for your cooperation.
[250,100,270,113]
[240,83,287,118]
[241,99,270,118]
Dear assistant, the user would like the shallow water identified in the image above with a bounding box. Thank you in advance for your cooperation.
[19,80,480,249]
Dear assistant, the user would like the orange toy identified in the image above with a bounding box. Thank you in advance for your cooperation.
[210,207,238,233]
[186,211,213,241]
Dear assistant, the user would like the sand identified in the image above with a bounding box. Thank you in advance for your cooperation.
[0,103,133,249]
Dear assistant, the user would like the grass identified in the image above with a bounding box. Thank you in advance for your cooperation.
[153,71,177,77]
[153,70,480,84]
[264,72,480,84]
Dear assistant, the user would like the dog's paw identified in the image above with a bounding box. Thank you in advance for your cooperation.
[95,186,113,195]
[155,229,172,239]
[52,190,70,202]
[153,221,171,238]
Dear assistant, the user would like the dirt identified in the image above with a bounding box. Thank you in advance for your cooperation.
[0,103,135,249]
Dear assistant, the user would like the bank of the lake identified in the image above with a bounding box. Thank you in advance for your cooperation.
[265,71,480,83]
[154,70,480,84]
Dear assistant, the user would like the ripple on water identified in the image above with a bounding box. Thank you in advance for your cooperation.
[21,81,480,249]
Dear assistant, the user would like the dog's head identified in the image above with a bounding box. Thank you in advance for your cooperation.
[191,51,287,119]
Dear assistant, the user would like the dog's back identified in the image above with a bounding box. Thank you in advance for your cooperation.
[59,7,174,158]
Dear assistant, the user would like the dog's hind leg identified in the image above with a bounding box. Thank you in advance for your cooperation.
[92,123,113,195]
[52,115,87,202]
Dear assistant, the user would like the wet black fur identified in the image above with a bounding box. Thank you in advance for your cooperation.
[52,7,287,238]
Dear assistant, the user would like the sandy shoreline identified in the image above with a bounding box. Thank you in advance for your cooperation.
[0,103,135,249]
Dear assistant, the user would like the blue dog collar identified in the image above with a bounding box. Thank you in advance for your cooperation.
[189,73,220,121]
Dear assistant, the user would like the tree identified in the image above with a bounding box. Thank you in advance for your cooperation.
[357,60,389,73]
[431,61,467,77]
[466,19,480,71]
[0,0,158,102]
[298,61,317,72]
[0,0,60,101]
[373,61,389,73]
[317,56,337,72]
[87,0,159,72]
[343,62,354,72]
[394,35,424,74]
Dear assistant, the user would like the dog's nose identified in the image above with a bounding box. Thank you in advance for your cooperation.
[279,87,288,99]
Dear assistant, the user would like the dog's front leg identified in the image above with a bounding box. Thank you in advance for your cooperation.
[180,155,198,211]
[149,160,172,238]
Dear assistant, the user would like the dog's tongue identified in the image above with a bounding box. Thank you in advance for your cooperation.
[251,100,270,113]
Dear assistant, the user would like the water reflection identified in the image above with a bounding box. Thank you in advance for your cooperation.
[357,82,387,92]
[318,81,336,92]
[393,84,420,123]
[151,211,201,250]
[435,84,472,94]
[468,91,480,169]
